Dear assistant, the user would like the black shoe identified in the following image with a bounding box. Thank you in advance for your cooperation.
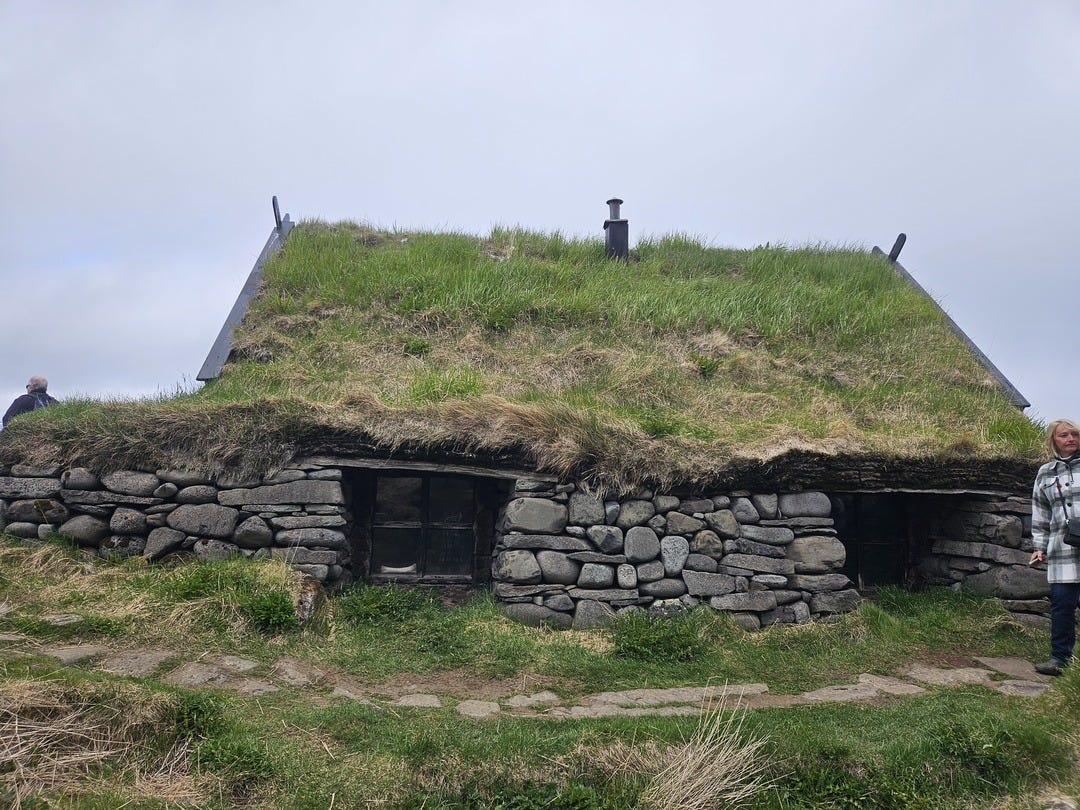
[1034,658,1067,676]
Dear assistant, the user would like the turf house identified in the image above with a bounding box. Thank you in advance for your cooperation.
[0,199,1051,630]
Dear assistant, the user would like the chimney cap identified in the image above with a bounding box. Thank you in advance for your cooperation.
[606,197,623,206]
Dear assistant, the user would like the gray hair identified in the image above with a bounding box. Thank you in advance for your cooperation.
[26,375,48,392]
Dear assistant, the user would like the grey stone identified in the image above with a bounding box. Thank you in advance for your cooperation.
[502,498,568,534]
[269,515,347,530]
[233,516,274,549]
[153,482,179,499]
[787,573,852,591]
[719,564,755,577]
[586,524,624,553]
[263,469,308,484]
[617,563,638,588]
[636,559,665,582]
[271,547,339,565]
[616,500,655,529]
[710,591,777,612]
[963,566,1050,599]
[61,468,99,490]
[666,512,705,535]
[760,517,835,529]
[683,570,736,597]
[703,510,739,538]
[678,498,714,515]
[652,495,680,513]
[647,514,667,534]
[640,578,687,599]
[0,476,60,499]
[110,507,147,535]
[144,527,185,559]
[100,535,147,558]
[565,526,587,538]
[567,552,626,564]
[493,583,565,598]
[101,471,160,496]
[730,612,760,631]
[307,469,342,480]
[721,553,795,575]
[215,473,261,489]
[5,522,39,538]
[515,477,555,492]
[930,539,1030,566]
[218,479,345,506]
[145,503,178,514]
[37,523,54,539]
[690,529,726,558]
[567,587,638,602]
[578,563,615,588]
[751,574,789,588]
[167,504,239,539]
[732,498,760,524]
[724,537,786,558]
[503,602,573,628]
[941,511,1024,548]
[493,550,542,584]
[706,495,732,509]
[773,589,804,605]
[568,492,606,526]
[604,500,620,524]
[573,599,615,628]
[176,485,218,504]
[787,535,846,573]
[58,515,110,547]
[6,499,67,524]
[156,469,212,486]
[810,589,861,613]
[739,524,795,545]
[625,526,661,563]
[274,528,348,550]
[193,538,239,561]
[12,463,61,477]
[501,534,591,552]
[660,535,689,576]
[61,490,160,507]
[543,593,575,611]
[536,550,581,584]
[751,494,778,519]
[778,492,832,518]
[684,553,718,572]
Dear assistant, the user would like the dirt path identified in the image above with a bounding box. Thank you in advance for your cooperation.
[0,629,1052,720]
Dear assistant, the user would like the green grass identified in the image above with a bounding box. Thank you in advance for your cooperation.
[3,537,1077,808]
[0,221,1043,492]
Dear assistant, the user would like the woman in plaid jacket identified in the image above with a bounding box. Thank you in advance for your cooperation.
[1029,418,1080,676]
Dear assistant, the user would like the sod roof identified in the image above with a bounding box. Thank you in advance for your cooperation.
[0,221,1043,494]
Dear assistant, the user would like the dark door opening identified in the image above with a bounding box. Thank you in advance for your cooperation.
[833,493,916,590]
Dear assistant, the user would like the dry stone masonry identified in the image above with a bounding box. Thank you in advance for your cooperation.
[491,480,857,630]
[0,464,351,586]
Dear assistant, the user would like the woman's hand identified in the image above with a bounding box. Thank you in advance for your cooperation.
[1029,550,1045,565]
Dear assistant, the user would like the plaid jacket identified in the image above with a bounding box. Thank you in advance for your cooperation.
[1031,456,1080,584]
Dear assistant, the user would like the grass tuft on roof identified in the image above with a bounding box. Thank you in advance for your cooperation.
[0,221,1042,490]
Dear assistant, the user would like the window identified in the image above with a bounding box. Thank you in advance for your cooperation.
[370,475,477,579]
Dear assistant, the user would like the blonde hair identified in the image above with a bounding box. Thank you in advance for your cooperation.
[1045,418,1080,459]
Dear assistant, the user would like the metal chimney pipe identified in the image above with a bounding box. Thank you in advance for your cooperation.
[604,197,628,260]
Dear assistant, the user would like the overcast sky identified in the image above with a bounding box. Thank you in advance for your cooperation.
[2,1,1077,425]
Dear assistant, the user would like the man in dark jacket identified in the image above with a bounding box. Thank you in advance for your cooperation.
[3,375,58,427]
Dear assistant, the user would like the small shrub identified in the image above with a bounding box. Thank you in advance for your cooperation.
[689,353,721,379]
[241,590,299,634]
[612,610,708,663]
[403,337,431,356]
[407,366,484,403]
[197,732,274,784]
[171,690,228,740]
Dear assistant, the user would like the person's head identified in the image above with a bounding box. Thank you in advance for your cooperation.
[1045,418,1080,459]
[25,375,47,393]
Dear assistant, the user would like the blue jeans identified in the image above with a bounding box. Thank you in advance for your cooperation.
[1050,582,1080,662]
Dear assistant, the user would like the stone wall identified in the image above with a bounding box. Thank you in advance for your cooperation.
[0,464,352,586]
[915,495,1050,626]
[491,479,857,629]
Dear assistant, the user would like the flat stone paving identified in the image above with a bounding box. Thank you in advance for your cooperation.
[0,633,1054,720]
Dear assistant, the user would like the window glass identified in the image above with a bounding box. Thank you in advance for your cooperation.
[428,477,475,524]
[374,477,423,523]
[370,527,422,573]
[425,529,475,576]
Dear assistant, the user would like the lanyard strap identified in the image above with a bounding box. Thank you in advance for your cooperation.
[1056,459,1075,525]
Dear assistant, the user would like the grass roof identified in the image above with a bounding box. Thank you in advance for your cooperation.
[0,221,1043,493]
